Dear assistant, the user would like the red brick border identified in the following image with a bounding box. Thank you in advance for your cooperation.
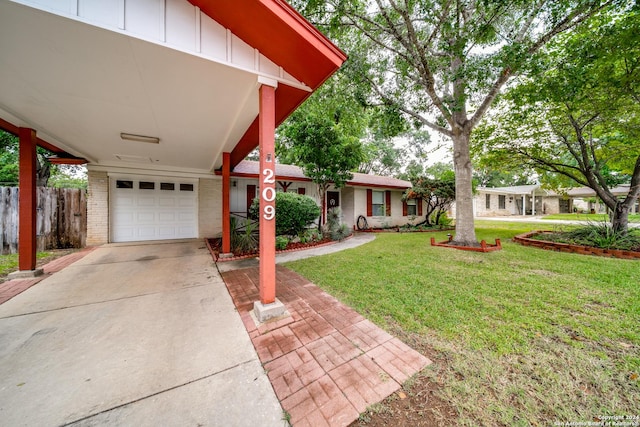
[0,247,96,305]
[513,231,640,260]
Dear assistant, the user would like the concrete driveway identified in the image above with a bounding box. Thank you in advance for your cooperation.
[0,240,284,426]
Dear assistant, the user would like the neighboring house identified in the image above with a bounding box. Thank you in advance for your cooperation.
[568,185,640,214]
[227,160,419,230]
[474,185,572,217]
[1,0,346,274]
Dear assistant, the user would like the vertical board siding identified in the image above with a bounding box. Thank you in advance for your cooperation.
[0,187,87,255]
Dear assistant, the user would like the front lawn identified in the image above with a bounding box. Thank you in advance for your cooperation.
[283,220,640,426]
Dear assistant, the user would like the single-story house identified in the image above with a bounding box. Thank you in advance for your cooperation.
[474,185,572,217]
[1,0,346,307]
[226,160,419,230]
[567,185,640,214]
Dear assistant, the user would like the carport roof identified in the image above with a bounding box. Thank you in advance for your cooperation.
[0,0,346,173]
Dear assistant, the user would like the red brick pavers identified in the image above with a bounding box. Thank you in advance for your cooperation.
[0,247,96,305]
[221,266,431,427]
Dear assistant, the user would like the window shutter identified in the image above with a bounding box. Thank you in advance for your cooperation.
[367,189,372,216]
[246,185,256,217]
[385,191,391,216]
[418,198,423,216]
[402,200,408,216]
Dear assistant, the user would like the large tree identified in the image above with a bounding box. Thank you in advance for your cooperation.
[0,129,53,187]
[293,0,621,245]
[474,7,640,233]
[278,111,363,227]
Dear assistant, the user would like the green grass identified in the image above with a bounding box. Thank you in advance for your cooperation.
[0,252,53,277]
[542,213,640,222]
[284,221,640,425]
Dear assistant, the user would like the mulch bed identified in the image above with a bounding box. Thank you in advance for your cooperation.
[514,231,640,260]
[206,235,349,262]
[430,237,502,253]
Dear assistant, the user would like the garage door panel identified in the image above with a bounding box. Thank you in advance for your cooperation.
[137,196,157,207]
[178,212,195,221]
[111,177,198,242]
[136,212,156,222]
[158,227,177,238]
[159,212,176,222]
[159,198,176,207]
[137,226,158,239]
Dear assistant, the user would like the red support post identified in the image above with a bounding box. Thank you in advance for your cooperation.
[18,128,37,271]
[222,152,231,254]
[258,84,277,305]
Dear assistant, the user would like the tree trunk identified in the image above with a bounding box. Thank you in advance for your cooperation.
[317,184,327,230]
[452,131,479,246]
[610,203,629,235]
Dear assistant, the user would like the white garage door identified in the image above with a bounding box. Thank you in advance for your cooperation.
[111,177,198,242]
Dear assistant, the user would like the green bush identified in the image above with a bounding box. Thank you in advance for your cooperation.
[275,235,289,250]
[229,216,258,253]
[249,192,320,236]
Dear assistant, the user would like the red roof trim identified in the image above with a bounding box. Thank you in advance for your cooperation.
[219,161,411,190]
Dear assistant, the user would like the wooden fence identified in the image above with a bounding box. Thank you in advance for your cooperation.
[0,187,87,255]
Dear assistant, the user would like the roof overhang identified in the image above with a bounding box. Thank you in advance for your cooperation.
[226,161,412,190]
[0,0,345,173]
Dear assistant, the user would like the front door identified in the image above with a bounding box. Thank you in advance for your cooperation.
[327,191,340,210]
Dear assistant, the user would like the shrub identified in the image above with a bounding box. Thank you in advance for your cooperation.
[230,216,258,254]
[324,207,341,234]
[331,223,350,241]
[249,192,320,236]
[437,212,453,228]
[275,235,289,250]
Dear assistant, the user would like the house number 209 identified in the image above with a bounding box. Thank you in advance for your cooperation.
[262,168,276,220]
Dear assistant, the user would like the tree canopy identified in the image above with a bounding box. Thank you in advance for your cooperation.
[291,0,623,245]
[473,7,640,233]
[0,129,87,188]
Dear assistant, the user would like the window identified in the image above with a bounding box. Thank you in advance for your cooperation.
[499,195,506,209]
[139,181,155,190]
[406,198,417,216]
[160,182,175,191]
[180,183,194,192]
[372,191,385,216]
[116,180,133,189]
[486,194,491,209]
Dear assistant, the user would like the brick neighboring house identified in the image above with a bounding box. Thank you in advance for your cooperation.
[228,160,421,230]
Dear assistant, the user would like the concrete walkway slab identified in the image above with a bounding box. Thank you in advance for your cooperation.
[0,240,284,427]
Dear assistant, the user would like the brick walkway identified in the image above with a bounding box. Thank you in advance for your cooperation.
[221,266,431,427]
[0,247,96,305]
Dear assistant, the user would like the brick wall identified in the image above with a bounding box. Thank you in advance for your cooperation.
[86,170,109,245]
[199,177,222,238]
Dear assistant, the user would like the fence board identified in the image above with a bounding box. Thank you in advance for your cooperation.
[0,187,87,255]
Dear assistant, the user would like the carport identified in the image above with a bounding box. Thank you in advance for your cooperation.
[0,0,345,311]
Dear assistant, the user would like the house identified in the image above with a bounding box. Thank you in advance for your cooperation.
[0,0,346,309]
[474,185,572,217]
[227,160,418,230]
[567,185,640,214]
